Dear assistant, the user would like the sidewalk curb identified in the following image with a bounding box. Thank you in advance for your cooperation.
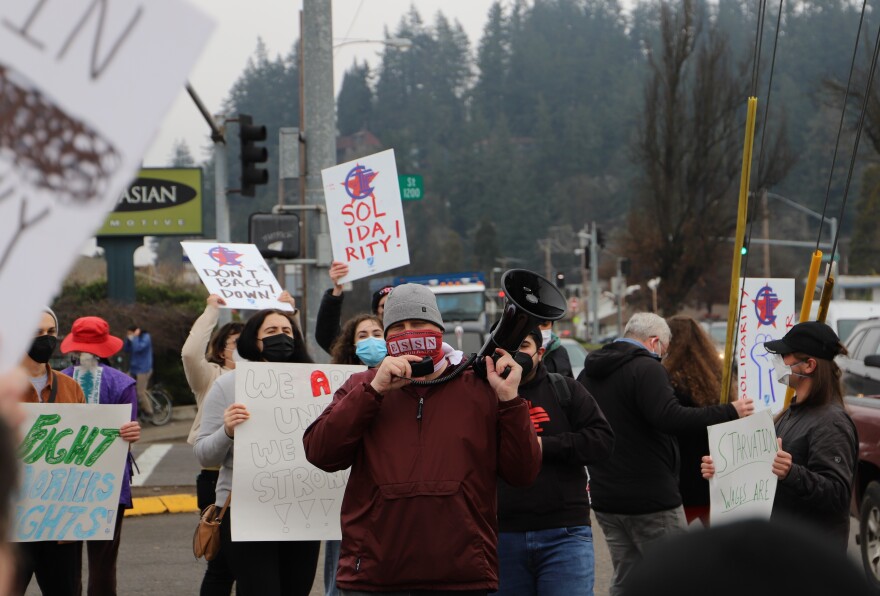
[126,494,199,517]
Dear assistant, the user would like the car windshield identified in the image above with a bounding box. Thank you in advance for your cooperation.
[838,319,864,344]
[434,292,485,321]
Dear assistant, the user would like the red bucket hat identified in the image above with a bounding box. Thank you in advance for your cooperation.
[60,316,124,358]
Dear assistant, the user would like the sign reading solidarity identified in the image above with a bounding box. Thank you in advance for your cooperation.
[322,149,410,283]
[0,2,214,374]
[13,404,131,542]
[181,242,293,311]
[707,409,778,526]
[736,278,795,415]
[232,362,365,541]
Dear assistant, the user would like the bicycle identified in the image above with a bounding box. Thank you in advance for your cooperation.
[139,384,173,426]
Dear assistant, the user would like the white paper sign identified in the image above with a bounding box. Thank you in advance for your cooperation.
[181,242,293,311]
[735,278,796,415]
[321,149,410,283]
[708,409,778,526]
[13,404,131,542]
[0,2,214,373]
[231,362,365,541]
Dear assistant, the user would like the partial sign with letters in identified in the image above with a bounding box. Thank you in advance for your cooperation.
[232,362,364,541]
[0,1,213,373]
[736,278,795,415]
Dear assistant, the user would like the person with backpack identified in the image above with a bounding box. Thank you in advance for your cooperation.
[496,327,615,596]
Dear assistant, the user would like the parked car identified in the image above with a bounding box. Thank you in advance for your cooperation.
[558,337,588,378]
[846,395,880,588]
[838,318,880,397]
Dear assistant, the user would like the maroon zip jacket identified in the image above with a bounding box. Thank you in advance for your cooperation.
[303,367,541,592]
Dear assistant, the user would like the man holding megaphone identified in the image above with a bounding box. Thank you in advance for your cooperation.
[304,283,541,595]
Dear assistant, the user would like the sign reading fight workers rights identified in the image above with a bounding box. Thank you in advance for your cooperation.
[0,2,213,374]
[232,362,364,541]
[322,149,410,284]
[13,404,131,542]
[181,242,293,312]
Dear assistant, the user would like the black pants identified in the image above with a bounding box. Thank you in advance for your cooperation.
[80,505,125,596]
[220,507,319,596]
[14,540,81,596]
[197,469,234,596]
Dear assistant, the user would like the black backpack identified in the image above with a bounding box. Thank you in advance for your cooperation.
[547,372,573,425]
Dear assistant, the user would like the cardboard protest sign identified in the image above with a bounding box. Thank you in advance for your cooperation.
[322,149,410,283]
[735,279,795,415]
[232,362,364,541]
[181,242,293,311]
[13,404,131,542]
[708,409,778,526]
[0,2,213,374]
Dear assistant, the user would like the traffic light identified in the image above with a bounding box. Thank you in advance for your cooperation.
[741,244,748,256]
[619,258,631,276]
[238,114,268,197]
[555,272,566,288]
[596,228,606,248]
[583,246,591,270]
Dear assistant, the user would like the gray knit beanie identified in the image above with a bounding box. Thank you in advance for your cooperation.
[383,284,445,335]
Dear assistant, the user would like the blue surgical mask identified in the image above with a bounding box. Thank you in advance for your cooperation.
[355,337,387,367]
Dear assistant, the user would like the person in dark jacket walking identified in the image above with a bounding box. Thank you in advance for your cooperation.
[701,321,857,551]
[304,284,541,595]
[539,320,573,377]
[314,260,392,355]
[496,328,614,596]
[577,313,753,595]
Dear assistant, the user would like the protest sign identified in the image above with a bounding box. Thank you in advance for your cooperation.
[0,2,213,374]
[708,409,778,526]
[13,403,131,542]
[181,242,293,311]
[735,278,795,415]
[322,149,410,283]
[231,362,364,541]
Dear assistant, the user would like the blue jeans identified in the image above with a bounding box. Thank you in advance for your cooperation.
[496,526,595,596]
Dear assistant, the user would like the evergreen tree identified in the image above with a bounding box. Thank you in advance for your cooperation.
[337,60,373,136]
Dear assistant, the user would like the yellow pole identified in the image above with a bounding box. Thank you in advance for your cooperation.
[721,97,758,404]
[781,251,823,410]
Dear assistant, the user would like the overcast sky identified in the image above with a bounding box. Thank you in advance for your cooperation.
[143,0,498,165]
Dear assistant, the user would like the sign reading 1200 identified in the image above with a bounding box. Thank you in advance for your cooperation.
[96,168,203,237]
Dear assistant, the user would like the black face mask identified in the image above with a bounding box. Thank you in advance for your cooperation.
[28,335,57,364]
[514,351,535,381]
[261,333,296,363]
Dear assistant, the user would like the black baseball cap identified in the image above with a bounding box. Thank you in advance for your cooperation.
[764,321,843,361]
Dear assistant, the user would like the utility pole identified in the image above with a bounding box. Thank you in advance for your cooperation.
[302,0,335,357]
[590,221,599,340]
